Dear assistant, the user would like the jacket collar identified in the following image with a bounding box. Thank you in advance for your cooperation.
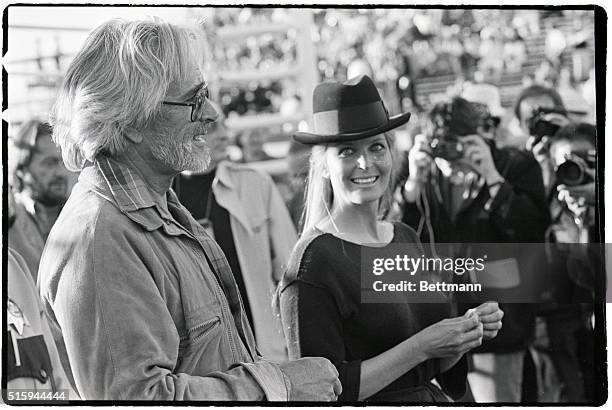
[79,156,178,231]
[212,162,253,234]
[214,161,235,190]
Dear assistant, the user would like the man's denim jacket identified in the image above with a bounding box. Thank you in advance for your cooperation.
[38,156,289,400]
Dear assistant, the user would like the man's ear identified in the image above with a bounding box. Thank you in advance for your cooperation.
[124,129,143,144]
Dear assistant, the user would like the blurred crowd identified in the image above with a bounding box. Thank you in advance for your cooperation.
[205,8,595,165]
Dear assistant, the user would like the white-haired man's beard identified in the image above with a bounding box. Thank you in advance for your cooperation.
[149,123,211,173]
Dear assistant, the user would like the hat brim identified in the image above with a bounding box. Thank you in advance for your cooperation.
[293,112,411,145]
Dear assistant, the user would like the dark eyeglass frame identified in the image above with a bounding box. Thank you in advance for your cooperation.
[162,83,210,122]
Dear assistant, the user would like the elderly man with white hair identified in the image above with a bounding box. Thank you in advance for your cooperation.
[38,18,341,401]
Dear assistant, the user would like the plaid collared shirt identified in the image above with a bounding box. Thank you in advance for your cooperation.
[95,156,254,352]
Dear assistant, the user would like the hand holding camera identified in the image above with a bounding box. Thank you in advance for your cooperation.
[557,180,595,207]
[407,134,434,182]
[554,148,596,217]
[460,135,504,186]
[403,134,434,203]
[527,136,552,164]
[557,177,596,220]
[407,130,500,183]
[526,107,581,163]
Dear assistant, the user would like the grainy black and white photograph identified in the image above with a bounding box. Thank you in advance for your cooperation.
[1,2,607,405]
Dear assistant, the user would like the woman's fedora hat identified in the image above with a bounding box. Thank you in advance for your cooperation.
[294,75,411,145]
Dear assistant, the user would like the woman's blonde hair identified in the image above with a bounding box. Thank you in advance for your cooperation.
[301,133,397,233]
[51,18,206,171]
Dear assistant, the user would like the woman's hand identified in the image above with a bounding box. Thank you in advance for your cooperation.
[471,301,504,340]
[414,311,483,360]
[359,308,488,400]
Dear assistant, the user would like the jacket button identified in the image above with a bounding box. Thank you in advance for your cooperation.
[39,369,47,381]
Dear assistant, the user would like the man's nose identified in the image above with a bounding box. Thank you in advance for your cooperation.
[200,100,219,123]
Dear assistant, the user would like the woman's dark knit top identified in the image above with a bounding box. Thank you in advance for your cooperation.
[279,222,466,402]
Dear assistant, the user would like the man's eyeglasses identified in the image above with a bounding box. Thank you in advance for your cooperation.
[162,83,210,122]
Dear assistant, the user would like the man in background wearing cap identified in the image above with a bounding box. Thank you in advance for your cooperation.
[512,85,568,191]
[8,120,74,279]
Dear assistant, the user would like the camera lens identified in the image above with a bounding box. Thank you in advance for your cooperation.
[556,159,584,186]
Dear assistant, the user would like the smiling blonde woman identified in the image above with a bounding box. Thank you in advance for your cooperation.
[278,75,504,402]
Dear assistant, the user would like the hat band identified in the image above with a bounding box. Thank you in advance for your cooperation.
[313,101,388,135]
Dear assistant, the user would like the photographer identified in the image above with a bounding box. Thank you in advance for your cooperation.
[512,86,599,402]
[512,85,568,190]
[399,96,550,402]
[549,123,596,238]
[539,122,599,402]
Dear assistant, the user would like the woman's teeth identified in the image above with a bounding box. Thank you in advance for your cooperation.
[351,176,378,184]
